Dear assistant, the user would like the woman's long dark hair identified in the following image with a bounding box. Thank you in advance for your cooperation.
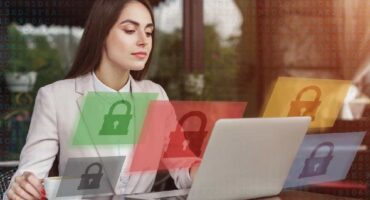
[65,0,155,80]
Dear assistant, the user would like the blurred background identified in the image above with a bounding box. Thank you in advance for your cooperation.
[0,0,370,198]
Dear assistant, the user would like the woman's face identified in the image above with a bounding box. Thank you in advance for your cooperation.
[103,1,153,71]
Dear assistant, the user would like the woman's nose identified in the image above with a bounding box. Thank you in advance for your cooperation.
[136,30,148,47]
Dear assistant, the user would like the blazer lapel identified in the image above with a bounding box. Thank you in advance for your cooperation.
[74,73,105,155]
[75,72,94,107]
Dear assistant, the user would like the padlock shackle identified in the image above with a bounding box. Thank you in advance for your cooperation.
[295,85,321,102]
[85,162,103,175]
[174,111,207,133]
[109,100,131,115]
[309,142,334,158]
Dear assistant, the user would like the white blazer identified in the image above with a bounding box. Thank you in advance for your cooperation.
[6,73,193,197]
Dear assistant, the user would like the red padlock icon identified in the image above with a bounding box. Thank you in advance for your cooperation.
[164,111,208,158]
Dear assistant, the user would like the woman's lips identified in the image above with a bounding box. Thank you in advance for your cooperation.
[131,52,147,59]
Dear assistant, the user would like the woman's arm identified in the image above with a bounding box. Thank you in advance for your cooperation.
[5,86,59,200]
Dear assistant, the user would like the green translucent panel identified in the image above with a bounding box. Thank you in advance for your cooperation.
[71,92,158,145]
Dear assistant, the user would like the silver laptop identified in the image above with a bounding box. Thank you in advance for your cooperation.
[126,117,311,200]
[187,117,311,200]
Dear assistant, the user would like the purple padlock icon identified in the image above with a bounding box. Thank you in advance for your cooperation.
[299,142,334,178]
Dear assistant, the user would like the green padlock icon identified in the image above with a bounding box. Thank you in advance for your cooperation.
[99,99,132,135]
[288,85,321,121]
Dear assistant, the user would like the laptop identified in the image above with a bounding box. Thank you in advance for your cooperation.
[126,117,311,200]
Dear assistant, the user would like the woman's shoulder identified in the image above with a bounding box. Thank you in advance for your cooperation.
[35,77,80,103]
[38,78,75,92]
[32,78,77,110]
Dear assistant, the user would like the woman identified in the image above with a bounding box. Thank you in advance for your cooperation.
[6,0,198,199]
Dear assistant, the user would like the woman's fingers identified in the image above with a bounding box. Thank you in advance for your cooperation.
[22,172,43,197]
[12,181,34,200]
[14,175,41,199]
[7,186,27,200]
[7,172,43,200]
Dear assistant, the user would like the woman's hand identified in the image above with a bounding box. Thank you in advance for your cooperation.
[6,171,43,200]
[190,162,200,180]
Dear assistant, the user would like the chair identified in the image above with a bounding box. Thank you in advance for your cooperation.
[0,168,17,198]
[151,161,177,192]
[151,171,173,192]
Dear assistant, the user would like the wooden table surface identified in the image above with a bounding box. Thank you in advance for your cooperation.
[122,189,362,200]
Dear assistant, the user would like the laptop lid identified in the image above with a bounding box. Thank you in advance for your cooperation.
[188,117,311,200]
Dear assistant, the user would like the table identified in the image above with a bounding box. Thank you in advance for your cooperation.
[276,190,360,200]
[121,189,361,200]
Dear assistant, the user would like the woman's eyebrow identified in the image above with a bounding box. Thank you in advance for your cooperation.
[120,19,154,28]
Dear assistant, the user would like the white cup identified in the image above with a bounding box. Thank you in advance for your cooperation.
[43,176,62,199]
[44,177,82,200]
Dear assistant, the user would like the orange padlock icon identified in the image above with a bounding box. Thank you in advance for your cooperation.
[165,111,208,158]
[288,85,321,121]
